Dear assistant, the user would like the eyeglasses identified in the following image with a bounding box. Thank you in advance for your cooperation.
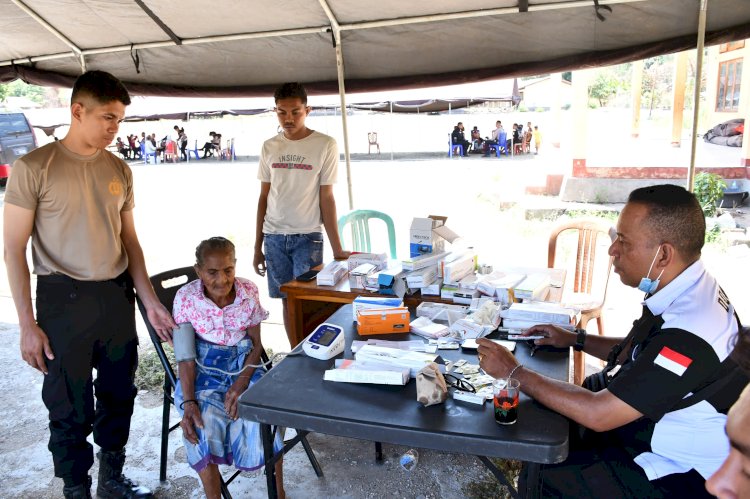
[444,373,476,393]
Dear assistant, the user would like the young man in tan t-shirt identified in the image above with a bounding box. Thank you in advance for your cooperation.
[3,71,175,499]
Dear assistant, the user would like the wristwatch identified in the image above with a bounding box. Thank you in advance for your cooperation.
[573,328,587,351]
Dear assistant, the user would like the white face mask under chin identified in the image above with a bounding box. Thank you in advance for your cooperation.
[638,245,665,295]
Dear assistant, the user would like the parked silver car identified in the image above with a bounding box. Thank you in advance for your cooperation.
[0,112,38,186]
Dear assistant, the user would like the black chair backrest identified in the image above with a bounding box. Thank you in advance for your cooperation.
[136,266,198,390]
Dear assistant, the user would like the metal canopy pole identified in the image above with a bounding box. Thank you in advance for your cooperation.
[319,0,354,210]
[390,101,394,162]
[2,0,648,68]
[10,0,86,72]
[688,0,708,193]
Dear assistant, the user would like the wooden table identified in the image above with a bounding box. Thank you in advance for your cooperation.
[280,265,565,347]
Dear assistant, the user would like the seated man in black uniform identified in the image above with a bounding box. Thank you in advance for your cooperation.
[479,184,748,498]
[450,122,470,157]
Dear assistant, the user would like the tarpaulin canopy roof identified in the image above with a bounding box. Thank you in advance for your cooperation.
[1,0,749,97]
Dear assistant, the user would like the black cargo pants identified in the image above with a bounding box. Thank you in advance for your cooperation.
[36,272,139,485]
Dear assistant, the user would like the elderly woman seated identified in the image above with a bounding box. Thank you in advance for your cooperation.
[173,237,284,499]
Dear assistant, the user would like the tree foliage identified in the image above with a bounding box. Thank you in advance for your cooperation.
[589,71,621,107]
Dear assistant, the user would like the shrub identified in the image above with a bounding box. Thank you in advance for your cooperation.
[694,172,727,217]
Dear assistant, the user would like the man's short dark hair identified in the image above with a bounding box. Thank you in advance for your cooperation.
[274,82,308,105]
[71,70,131,106]
[628,184,705,259]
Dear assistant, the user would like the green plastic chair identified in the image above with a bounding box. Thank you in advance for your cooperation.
[338,209,397,259]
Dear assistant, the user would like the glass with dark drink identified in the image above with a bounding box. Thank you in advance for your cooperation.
[493,378,520,425]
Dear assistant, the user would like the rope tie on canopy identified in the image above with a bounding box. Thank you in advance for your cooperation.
[130,45,140,74]
[592,0,612,21]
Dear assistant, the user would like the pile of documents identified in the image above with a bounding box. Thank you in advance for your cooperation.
[324,359,410,385]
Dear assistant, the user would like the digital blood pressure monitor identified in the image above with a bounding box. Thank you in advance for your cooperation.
[302,323,345,360]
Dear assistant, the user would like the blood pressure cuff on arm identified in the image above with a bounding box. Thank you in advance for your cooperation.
[606,328,722,422]
[173,322,197,362]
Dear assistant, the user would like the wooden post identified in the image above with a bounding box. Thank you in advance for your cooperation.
[671,51,689,147]
[551,72,563,148]
[571,69,591,175]
[631,59,644,138]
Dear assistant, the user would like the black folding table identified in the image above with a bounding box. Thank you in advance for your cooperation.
[239,305,570,498]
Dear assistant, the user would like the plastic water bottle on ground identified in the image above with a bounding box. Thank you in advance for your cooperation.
[399,449,419,471]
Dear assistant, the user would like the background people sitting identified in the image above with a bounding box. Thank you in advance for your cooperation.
[202,132,221,158]
[451,122,470,157]
[115,137,130,159]
[470,126,483,153]
[173,237,285,499]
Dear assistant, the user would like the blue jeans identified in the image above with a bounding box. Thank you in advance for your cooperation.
[264,233,324,298]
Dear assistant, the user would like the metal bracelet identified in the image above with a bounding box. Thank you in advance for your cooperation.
[507,364,523,379]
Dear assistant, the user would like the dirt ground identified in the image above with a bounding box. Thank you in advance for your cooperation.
[1,151,748,498]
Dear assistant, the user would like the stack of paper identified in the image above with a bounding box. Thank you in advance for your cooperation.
[324,359,410,385]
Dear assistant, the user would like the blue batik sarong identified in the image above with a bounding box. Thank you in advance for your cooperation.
[174,337,283,472]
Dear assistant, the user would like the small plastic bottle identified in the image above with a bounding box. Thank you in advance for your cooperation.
[399,449,419,471]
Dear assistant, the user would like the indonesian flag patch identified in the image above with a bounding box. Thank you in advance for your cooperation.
[653,346,693,376]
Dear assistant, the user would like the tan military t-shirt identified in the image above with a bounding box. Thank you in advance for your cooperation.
[5,141,134,280]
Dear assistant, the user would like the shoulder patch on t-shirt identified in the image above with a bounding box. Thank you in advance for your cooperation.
[653,346,693,376]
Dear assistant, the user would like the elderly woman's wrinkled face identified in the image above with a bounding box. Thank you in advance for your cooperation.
[196,250,236,304]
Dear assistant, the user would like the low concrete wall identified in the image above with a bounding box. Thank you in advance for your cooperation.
[560,177,686,203]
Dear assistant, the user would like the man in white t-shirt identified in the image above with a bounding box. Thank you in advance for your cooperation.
[254,82,350,345]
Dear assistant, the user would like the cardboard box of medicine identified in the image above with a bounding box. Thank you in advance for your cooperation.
[352,296,403,323]
[349,263,378,289]
[316,260,347,286]
[356,307,410,335]
[409,216,445,257]
[347,252,388,272]
[421,278,442,296]
[377,266,407,296]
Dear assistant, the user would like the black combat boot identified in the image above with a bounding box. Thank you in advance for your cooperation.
[63,476,92,499]
[96,449,153,498]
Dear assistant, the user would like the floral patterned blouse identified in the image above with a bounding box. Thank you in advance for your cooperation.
[172,277,269,346]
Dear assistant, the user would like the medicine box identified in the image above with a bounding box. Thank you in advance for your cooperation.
[349,263,378,289]
[353,296,403,323]
[316,260,347,286]
[409,216,445,257]
[356,307,410,335]
[347,252,388,272]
